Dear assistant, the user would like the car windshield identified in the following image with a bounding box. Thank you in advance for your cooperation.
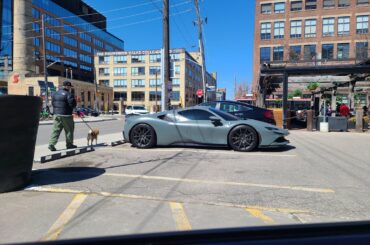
[209,108,239,121]
[3,0,370,244]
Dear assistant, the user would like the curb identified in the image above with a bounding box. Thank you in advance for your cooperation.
[110,140,126,147]
[36,146,95,164]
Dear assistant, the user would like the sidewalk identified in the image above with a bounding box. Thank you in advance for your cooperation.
[34,132,124,163]
[39,116,119,125]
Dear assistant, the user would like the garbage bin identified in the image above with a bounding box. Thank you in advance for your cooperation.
[0,95,42,192]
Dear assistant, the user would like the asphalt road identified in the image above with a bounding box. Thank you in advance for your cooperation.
[36,117,124,146]
[1,131,370,243]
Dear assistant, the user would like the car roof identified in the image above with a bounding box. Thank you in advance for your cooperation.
[201,100,263,110]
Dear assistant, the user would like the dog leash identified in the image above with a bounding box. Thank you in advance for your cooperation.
[79,116,94,131]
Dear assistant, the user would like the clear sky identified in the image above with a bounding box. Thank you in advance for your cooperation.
[85,0,255,99]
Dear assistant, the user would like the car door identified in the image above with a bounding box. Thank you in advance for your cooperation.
[175,109,203,143]
[195,110,228,145]
[219,102,252,119]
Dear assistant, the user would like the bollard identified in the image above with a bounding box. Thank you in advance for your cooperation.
[307,110,313,131]
[356,109,363,132]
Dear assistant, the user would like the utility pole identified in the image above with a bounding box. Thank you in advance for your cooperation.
[41,14,49,109]
[93,66,99,111]
[162,0,170,111]
[155,71,158,112]
[194,0,207,102]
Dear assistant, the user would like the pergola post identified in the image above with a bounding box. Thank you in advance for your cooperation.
[331,87,337,117]
[282,72,288,129]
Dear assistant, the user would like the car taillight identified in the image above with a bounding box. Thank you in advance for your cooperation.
[263,110,274,119]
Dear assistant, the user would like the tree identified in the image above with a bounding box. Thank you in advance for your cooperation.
[307,82,320,92]
[288,89,303,99]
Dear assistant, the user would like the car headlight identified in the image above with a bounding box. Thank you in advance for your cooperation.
[265,126,280,131]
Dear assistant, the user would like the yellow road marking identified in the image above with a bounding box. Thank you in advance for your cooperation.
[104,147,297,157]
[169,202,192,230]
[103,173,335,193]
[26,186,310,214]
[245,208,275,224]
[42,193,87,241]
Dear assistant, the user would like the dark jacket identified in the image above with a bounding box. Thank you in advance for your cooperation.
[52,88,76,115]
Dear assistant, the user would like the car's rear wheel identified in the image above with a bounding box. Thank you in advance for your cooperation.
[228,125,258,152]
[130,124,156,149]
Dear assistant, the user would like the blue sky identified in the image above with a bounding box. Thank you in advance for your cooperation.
[85,0,255,99]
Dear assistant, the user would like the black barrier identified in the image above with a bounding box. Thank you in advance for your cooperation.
[0,95,42,193]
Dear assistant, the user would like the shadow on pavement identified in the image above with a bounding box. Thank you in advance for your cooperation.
[31,167,105,186]
[257,145,296,152]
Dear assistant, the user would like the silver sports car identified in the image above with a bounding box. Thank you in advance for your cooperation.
[123,106,289,152]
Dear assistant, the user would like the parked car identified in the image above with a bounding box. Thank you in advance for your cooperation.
[123,106,289,152]
[199,100,275,124]
[74,107,100,117]
[125,105,149,115]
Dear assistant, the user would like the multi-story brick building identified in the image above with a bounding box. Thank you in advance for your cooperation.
[95,49,217,112]
[253,0,370,95]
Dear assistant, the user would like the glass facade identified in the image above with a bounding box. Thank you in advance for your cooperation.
[0,0,12,79]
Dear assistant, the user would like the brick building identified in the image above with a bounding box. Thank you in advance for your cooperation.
[253,0,370,96]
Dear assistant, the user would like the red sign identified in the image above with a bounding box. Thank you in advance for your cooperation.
[196,89,203,97]
[12,73,20,83]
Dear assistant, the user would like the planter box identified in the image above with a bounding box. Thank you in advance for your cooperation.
[0,95,42,192]
[328,117,348,132]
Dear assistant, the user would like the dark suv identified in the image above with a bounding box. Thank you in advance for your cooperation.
[199,100,275,124]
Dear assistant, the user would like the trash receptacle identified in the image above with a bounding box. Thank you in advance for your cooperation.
[0,95,42,193]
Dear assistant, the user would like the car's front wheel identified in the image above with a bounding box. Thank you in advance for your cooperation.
[228,125,258,152]
[130,124,156,149]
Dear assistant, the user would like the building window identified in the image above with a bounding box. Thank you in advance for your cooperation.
[337,43,350,59]
[149,79,161,87]
[260,47,271,63]
[291,1,302,11]
[304,20,316,38]
[338,17,350,36]
[149,91,162,101]
[64,24,77,35]
[94,38,104,48]
[99,68,110,76]
[305,0,317,10]
[339,0,350,7]
[150,54,161,63]
[131,80,145,88]
[170,53,180,61]
[170,91,180,101]
[356,42,368,60]
[261,3,272,14]
[80,32,92,42]
[172,78,180,87]
[131,92,145,101]
[149,66,161,75]
[113,67,127,76]
[261,22,271,40]
[113,55,127,64]
[322,44,334,60]
[63,36,77,47]
[64,48,77,58]
[99,80,110,86]
[289,46,301,61]
[45,42,60,53]
[274,22,284,39]
[131,67,145,76]
[80,65,92,72]
[356,16,369,34]
[357,0,369,5]
[45,28,60,40]
[273,46,284,61]
[33,23,40,33]
[131,55,145,63]
[290,20,302,38]
[114,92,127,101]
[32,8,40,19]
[80,54,92,64]
[323,0,335,8]
[99,56,110,64]
[274,2,285,13]
[113,79,127,88]
[323,18,335,36]
[80,43,92,53]
[304,45,316,61]
[33,38,40,47]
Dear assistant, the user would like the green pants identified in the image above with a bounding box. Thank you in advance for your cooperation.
[49,116,75,146]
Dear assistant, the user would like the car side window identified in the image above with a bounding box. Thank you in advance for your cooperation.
[201,102,217,108]
[127,106,132,109]
[178,109,214,120]
[220,103,239,112]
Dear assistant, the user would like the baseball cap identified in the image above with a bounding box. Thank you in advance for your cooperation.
[63,80,73,87]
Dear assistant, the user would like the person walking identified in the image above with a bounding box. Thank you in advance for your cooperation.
[48,81,77,151]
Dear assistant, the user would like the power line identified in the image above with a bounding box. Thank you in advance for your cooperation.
[2,1,192,38]
[173,0,196,49]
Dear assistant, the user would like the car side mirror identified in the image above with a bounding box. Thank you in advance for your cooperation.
[209,116,222,127]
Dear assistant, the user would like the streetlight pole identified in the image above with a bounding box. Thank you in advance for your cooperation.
[41,14,49,109]
[163,0,170,110]
[155,70,158,112]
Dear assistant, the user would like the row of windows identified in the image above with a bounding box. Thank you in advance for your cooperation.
[260,42,369,62]
[98,53,181,64]
[98,66,180,76]
[115,91,180,101]
[80,32,92,42]
[102,78,181,88]
[45,27,61,40]
[63,36,77,47]
[79,54,92,64]
[261,0,365,14]
[64,48,77,59]
[45,41,60,53]
[261,16,369,40]
[80,43,92,53]
[80,64,92,72]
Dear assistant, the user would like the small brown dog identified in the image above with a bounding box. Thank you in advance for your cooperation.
[87,128,100,146]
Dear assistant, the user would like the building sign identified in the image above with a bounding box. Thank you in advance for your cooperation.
[97,48,184,56]
[12,73,20,83]
[196,89,203,97]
